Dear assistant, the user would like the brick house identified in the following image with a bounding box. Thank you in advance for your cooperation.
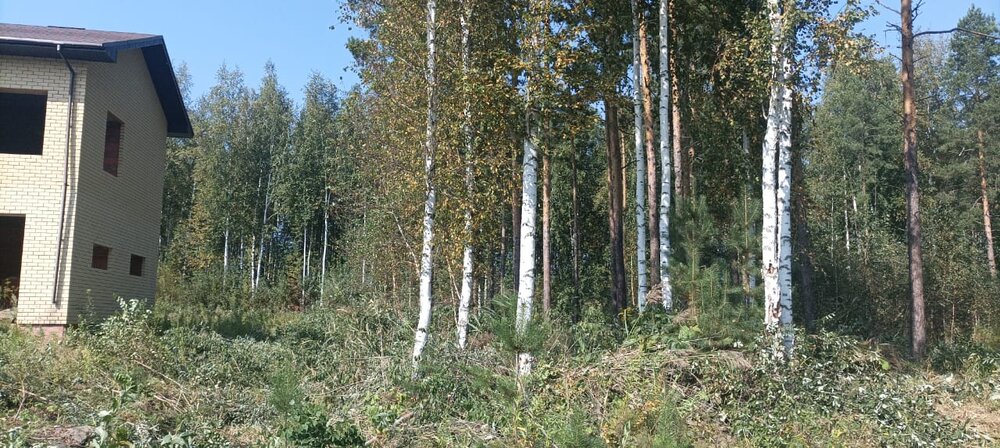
[0,24,192,331]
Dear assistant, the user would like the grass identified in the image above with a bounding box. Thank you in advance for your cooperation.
[1,292,998,447]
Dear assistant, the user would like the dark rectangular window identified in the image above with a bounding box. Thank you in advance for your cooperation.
[0,91,47,155]
[103,114,122,175]
[91,244,110,270]
[129,255,144,277]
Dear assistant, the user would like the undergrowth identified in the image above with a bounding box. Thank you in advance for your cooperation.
[1,289,997,446]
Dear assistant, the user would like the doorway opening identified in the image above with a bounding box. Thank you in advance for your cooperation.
[0,215,25,311]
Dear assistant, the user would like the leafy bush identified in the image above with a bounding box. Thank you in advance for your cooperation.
[279,404,364,447]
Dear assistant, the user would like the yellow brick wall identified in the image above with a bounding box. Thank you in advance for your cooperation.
[0,55,87,325]
[0,49,167,325]
[67,49,167,323]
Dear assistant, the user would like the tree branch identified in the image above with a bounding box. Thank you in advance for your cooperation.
[914,27,1000,40]
[872,0,901,16]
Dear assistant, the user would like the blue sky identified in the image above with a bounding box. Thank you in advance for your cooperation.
[1,1,997,106]
[0,0,361,105]
[857,0,999,50]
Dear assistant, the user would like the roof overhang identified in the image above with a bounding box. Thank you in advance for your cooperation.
[0,33,193,138]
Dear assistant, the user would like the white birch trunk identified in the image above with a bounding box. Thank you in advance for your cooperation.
[254,172,272,292]
[320,189,329,306]
[658,0,673,311]
[761,0,783,332]
[301,226,308,306]
[223,227,229,280]
[632,0,649,311]
[777,52,794,356]
[516,134,539,376]
[412,0,438,373]
[515,0,545,378]
[249,235,256,289]
[457,0,474,350]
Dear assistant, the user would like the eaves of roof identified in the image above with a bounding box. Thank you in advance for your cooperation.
[0,25,193,138]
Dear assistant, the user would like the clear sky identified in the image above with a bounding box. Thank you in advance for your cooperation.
[857,0,1000,52]
[0,0,362,106]
[1,1,997,106]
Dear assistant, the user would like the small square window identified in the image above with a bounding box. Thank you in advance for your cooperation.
[129,255,144,277]
[92,244,110,270]
[103,114,122,176]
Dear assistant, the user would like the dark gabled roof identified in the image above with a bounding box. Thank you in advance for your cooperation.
[0,24,192,138]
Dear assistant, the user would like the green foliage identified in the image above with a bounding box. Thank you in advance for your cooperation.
[480,293,553,356]
[4,291,998,445]
[709,331,970,446]
[269,369,305,416]
[279,404,364,447]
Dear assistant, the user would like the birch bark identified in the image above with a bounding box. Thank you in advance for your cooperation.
[632,0,649,310]
[777,54,794,356]
[412,0,438,372]
[762,0,783,333]
[658,0,673,310]
[516,134,539,376]
[320,189,329,305]
[457,0,475,349]
[515,0,544,377]
[979,129,996,277]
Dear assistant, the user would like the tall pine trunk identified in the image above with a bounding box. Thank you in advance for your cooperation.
[606,99,628,315]
[412,0,438,372]
[901,0,926,360]
[631,0,649,310]
[978,129,996,277]
[658,0,674,310]
[669,0,684,202]
[457,0,475,349]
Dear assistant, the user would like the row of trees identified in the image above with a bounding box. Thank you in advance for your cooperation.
[161,63,355,305]
[343,0,870,372]
[158,0,999,369]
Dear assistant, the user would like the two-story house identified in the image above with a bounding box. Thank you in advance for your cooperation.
[0,24,191,333]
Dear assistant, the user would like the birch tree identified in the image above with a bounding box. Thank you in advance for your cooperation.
[658,0,673,310]
[631,0,649,311]
[762,0,794,355]
[412,0,438,372]
[776,52,794,354]
[456,0,475,349]
[515,0,546,377]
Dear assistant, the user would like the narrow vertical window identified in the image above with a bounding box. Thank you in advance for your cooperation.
[129,255,144,277]
[92,244,110,270]
[103,114,122,175]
